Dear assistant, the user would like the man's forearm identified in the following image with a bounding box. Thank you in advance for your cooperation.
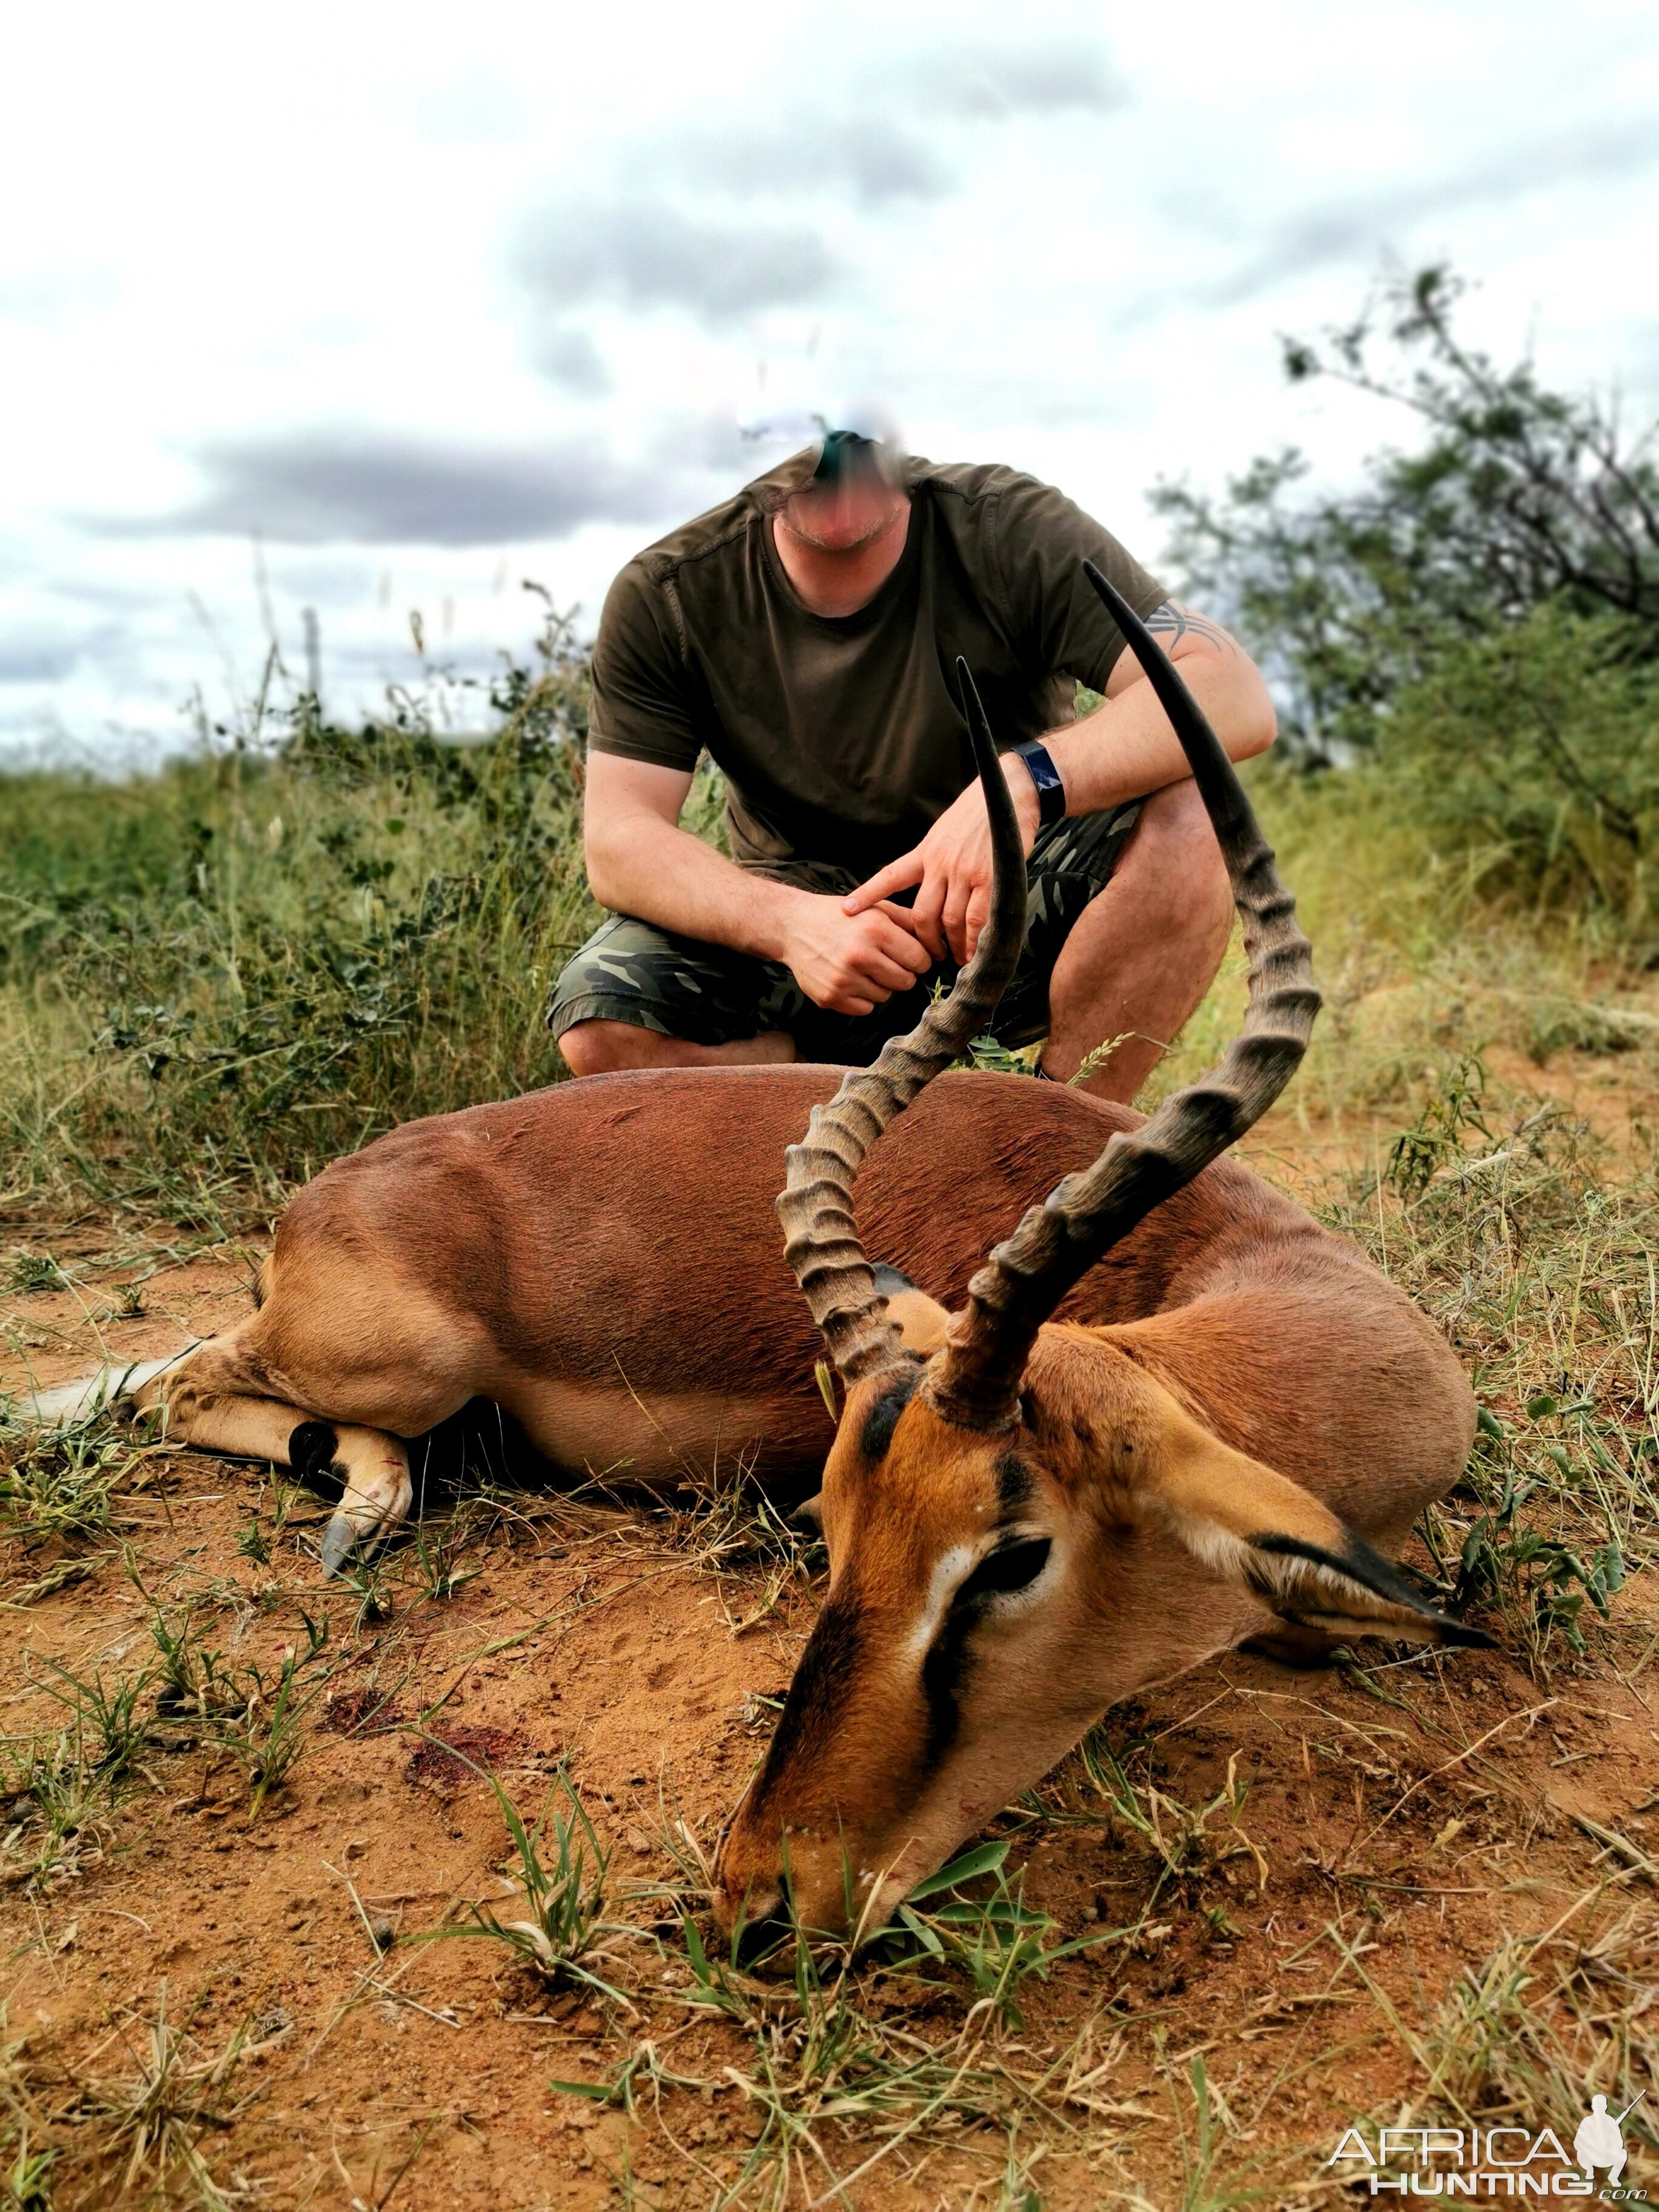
[1037,651,1275,817]
[586,812,800,960]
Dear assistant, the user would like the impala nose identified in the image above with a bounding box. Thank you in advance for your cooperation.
[711,1869,789,1962]
[732,1901,793,1969]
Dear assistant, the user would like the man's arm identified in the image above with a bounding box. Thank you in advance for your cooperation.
[584,752,932,1017]
[1047,600,1273,811]
[845,602,1275,963]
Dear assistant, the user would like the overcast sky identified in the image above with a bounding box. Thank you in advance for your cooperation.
[4,0,1657,765]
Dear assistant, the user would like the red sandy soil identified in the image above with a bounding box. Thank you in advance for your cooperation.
[2,1128,1657,2210]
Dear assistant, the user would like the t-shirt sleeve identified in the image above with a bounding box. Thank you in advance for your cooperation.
[587,562,703,771]
[988,474,1167,693]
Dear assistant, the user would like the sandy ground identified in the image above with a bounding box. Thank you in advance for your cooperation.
[2,1105,1657,2210]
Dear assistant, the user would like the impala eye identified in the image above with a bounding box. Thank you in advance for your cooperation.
[955,1537,1051,1606]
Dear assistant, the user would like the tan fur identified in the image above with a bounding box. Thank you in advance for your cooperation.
[37,1064,1475,1934]
[114,1064,1463,1501]
[883,1289,952,1356]
[714,1321,1476,1941]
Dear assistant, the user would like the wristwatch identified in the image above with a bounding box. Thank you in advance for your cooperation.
[1006,739,1067,829]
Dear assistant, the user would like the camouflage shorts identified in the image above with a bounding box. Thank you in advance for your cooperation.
[546,801,1143,1065]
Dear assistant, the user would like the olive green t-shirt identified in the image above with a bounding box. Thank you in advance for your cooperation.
[587,451,1165,882]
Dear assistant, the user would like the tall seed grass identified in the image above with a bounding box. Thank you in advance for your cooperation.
[0,611,756,1225]
[4,624,1657,1227]
[1144,749,1659,1139]
[1,616,598,1221]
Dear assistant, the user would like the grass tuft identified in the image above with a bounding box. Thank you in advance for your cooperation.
[428,1755,644,2008]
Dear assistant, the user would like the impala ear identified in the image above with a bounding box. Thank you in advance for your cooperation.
[1135,1410,1493,1651]
[871,1265,951,1357]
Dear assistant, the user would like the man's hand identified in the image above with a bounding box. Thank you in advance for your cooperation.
[778,891,934,1016]
[843,760,1041,965]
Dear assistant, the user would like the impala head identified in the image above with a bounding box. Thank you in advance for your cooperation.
[712,574,1489,1948]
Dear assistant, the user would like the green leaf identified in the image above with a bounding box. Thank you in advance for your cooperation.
[681,1914,712,1983]
[1526,1393,1558,1420]
[896,1904,944,1957]
[905,1840,1010,1902]
[1476,1406,1506,1438]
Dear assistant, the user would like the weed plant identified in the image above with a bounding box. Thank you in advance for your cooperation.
[665,1899,1021,2210]
[141,1598,331,1817]
[433,1755,642,2006]
[0,1726,110,1892]
[880,1840,1125,2028]
[1026,1736,1268,1917]
[59,1991,264,2209]
[0,1409,147,1552]
[1419,1909,1659,2147]
[652,1469,820,1636]
[0,1988,272,2208]
[0,605,599,1220]
[1324,1058,1659,1669]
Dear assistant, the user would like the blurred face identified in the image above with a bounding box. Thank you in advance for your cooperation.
[777,468,907,556]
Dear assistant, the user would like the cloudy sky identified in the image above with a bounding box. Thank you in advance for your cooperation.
[4,0,1657,764]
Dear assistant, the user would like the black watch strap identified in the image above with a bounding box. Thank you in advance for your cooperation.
[1008,739,1066,828]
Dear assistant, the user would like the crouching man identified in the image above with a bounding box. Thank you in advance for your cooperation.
[549,431,1275,1100]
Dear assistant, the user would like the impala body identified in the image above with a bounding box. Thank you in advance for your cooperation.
[26,574,1486,1944]
[204,1060,1464,1521]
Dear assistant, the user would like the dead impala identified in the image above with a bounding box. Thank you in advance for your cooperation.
[25,565,1486,1941]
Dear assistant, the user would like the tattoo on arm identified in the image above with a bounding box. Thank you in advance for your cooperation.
[1142,598,1238,654]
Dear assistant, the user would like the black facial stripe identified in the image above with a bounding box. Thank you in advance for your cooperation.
[921,1607,972,1765]
[871,1262,918,1297]
[859,1366,922,1461]
[996,1453,1032,1517]
[919,1537,1052,1765]
[751,1587,863,1812]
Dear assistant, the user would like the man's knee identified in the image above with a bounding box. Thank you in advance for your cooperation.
[1125,781,1232,929]
[557,1019,663,1077]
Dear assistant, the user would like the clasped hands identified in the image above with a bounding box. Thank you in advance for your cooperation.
[777,759,1041,1017]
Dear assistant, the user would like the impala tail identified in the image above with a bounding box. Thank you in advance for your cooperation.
[10,1349,198,1430]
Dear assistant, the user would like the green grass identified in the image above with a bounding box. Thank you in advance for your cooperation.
[4,610,1659,2207]
[0,614,595,1221]
[3,604,1653,1224]
[430,1754,642,2006]
[1327,1057,1658,1669]
[0,609,754,1227]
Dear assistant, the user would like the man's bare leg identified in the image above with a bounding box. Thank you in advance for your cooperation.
[1041,779,1234,1104]
[559,1021,797,1077]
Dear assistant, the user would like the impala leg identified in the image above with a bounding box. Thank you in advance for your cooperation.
[132,1353,414,1575]
[302,1425,413,1575]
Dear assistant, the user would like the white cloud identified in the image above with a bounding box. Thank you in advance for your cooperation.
[91,431,685,547]
[0,0,1655,754]
[517,203,838,323]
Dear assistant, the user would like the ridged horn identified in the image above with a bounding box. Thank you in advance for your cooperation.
[777,660,1027,1382]
[926,561,1320,1431]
